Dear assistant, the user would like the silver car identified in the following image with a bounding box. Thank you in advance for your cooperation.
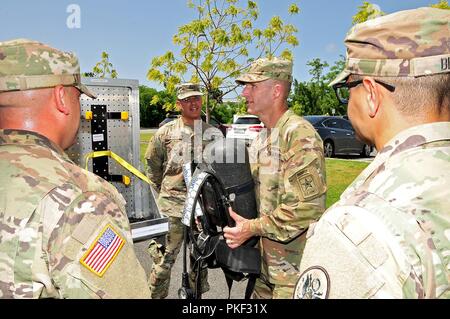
[304,115,373,158]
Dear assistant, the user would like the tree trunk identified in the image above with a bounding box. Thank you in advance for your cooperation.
[205,93,210,123]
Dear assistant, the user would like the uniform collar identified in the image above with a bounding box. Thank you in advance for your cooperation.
[380,122,450,157]
[0,129,67,158]
[341,122,450,199]
[274,109,294,129]
[370,121,450,171]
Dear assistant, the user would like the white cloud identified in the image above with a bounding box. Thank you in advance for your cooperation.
[325,43,337,53]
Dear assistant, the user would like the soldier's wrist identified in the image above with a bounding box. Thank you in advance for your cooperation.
[247,219,262,236]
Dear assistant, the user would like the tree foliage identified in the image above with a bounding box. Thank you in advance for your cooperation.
[352,1,385,24]
[139,85,175,127]
[212,98,247,124]
[352,1,385,25]
[147,0,300,121]
[430,0,450,9]
[289,56,346,116]
[352,1,449,27]
[83,51,118,78]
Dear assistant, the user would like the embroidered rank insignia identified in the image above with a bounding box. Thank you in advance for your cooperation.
[80,224,125,277]
[300,173,316,195]
[291,169,319,200]
[294,266,330,299]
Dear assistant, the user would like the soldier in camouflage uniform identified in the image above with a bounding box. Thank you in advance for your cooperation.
[223,57,327,299]
[294,7,450,299]
[0,39,150,298]
[145,83,222,298]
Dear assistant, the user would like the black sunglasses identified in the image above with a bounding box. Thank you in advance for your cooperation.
[332,79,396,105]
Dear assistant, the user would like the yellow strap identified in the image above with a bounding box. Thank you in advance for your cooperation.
[84,150,157,189]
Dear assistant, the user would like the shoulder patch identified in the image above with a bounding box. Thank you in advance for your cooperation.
[293,266,330,299]
[288,161,324,201]
[80,224,125,277]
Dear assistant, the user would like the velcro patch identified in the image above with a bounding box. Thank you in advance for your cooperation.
[80,224,125,277]
[299,173,318,198]
[293,266,330,299]
[289,167,322,201]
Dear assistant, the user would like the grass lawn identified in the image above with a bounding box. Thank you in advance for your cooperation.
[139,133,154,163]
[325,158,368,208]
[140,132,154,143]
[139,132,368,208]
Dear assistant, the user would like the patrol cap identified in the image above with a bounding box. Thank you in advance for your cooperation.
[236,57,293,85]
[0,38,96,98]
[176,83,203,100]
[330,7,450,87]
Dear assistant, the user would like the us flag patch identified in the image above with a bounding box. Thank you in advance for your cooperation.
[80,224,125,277]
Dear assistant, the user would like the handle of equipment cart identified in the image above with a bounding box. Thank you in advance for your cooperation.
[84,150,158,192]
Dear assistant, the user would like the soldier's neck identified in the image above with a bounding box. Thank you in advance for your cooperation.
[181,116,201,127]
[261,104,288,128]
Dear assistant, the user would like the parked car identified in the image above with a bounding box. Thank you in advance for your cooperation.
[226,115,264,141]
[303,115,373,158]
[207,116,229,137]
[158,112,228,136]
[158,114,179,127]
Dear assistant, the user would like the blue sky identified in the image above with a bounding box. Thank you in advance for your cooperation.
[0,0,438,92]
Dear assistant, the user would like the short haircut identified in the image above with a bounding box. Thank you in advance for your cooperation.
[269,79,292,99]
[351,73,450,118]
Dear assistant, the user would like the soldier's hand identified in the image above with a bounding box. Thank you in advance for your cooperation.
[223,207,253,249]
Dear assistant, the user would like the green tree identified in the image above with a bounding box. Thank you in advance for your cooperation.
[352,1,385,25]
[83,51,118,78]
[351,1,449,26]
[212,98,247,124]
[305,58,328,114]
[139,85,175,127]
[290,56,346,116]
[290,79,313,115]
[321,55,346,115]
[430,0,450,9]
[147,0,300,122]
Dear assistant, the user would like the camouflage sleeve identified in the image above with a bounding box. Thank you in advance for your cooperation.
[249,132,327,242]
[144,132,165,191]
[295,206,406,299]
[43,189,151,299]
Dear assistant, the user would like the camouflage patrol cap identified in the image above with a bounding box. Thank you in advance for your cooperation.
[0,38,96,98]
[236,57,293,85]
[176,83,203,100]
[330,7,450,87]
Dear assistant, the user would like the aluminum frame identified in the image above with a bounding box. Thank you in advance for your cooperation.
[67,77,168,242]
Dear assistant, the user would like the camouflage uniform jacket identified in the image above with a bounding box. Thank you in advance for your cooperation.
[248,109,327,286]
[297,122,450,299]
[0,130,150,299]
[145,118,222,218]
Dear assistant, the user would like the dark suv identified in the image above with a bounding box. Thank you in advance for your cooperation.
[304,116,373,158]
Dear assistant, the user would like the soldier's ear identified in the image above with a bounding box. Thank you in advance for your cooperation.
[273,83,283,100]
[175,100,183,112]
[362,78,380,118]
[54,85,70,115]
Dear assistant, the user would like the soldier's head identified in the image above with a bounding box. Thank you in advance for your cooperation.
[330,7,450,147]
[0,38,96,149]
[236,57,292,125]
[175,83,203,122]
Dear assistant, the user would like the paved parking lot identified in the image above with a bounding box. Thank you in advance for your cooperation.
[134,239,247,299]
[330,148,377,162]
